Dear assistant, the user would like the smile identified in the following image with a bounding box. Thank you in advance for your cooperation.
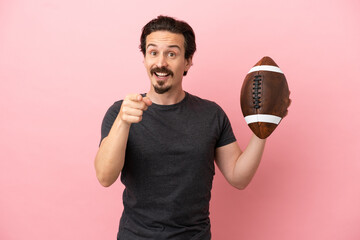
[155,72,171,77]
[151,67,173,78]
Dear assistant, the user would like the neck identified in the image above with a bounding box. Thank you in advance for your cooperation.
[146,89,186,105]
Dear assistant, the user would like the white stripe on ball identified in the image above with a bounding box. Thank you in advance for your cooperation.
[244,114,282,124]
[248,65,283,74]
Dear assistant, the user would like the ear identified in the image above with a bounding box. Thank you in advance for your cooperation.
[184,56,193,71]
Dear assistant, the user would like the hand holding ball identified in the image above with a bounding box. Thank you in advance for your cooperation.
[240,56,291,139]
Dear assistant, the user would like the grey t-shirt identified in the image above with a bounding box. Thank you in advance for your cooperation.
[100,92,236,240]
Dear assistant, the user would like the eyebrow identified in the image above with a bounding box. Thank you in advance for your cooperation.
[146,44,181,51]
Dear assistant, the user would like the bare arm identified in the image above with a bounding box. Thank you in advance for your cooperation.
[215,134,266,190]
[94,94,152,187]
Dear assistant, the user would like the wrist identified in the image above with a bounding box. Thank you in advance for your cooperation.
[114,116,131,131]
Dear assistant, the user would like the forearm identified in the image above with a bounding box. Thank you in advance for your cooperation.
[94,117,130,187]
[232,134,266,189]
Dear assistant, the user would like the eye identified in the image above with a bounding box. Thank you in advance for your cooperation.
[168,52,176,58]
[149,51,157,56]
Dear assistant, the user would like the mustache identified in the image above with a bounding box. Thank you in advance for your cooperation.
[150,67,174,76]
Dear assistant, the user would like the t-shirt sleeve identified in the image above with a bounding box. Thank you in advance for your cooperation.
[215,106,237,148]
[99,101,122,146]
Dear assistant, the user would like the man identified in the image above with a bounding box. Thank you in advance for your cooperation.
[95,16,266,240]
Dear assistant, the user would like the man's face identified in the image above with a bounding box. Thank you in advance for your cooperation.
[144,31,192,94]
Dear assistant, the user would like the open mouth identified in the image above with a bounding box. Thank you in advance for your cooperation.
[154,72,171,77]
[151,67,173,78]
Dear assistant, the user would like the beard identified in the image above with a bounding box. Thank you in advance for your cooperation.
[151,66,173,94]
[154,81,171,94]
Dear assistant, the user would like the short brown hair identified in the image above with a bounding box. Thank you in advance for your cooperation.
[140,15,196,61]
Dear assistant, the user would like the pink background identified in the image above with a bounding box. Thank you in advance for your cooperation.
[1,0,360,239]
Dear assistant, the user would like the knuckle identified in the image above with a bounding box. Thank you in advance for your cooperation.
[121,106,129,114]
[137,109,144,117]
[125,94,136,101]
[122,100,131,107]
[140,102,146,109]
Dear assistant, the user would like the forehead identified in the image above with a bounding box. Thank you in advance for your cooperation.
[146,31,185,49]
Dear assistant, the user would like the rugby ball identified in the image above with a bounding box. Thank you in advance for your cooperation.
[240,56,290,139]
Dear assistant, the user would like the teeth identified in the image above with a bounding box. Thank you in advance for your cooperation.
[156,72,169,76]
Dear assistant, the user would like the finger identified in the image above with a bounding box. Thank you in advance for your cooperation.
[142,97,152,106]
[125,94,142,102]
[132,100,148,110]
[121,114,143,123]
[122,107,144,118]
[123,97,148,110]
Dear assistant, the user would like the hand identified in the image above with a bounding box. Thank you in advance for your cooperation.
[119,94,152,124]
[283,91,292,118]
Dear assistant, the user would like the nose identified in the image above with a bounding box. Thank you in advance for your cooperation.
[156,54,168,68]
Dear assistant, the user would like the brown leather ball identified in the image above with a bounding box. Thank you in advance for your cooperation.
[240,56,290,139]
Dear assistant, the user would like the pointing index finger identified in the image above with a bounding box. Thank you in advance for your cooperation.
[126,94,142,102]
[142,97,152,106]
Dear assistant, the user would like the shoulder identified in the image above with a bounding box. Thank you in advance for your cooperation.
[109,100,123,112]
[103,99,123,120]
[187,92,220,107]
[186,92,224,112]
